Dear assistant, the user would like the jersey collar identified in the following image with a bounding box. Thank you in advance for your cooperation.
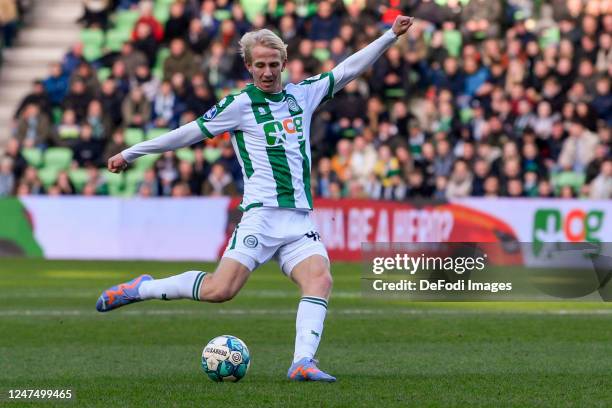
[248,84,286,103]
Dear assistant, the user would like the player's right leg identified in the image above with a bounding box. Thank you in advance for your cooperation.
[96,257,251,312]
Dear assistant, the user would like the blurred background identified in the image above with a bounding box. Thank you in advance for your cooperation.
[0,0,609,201]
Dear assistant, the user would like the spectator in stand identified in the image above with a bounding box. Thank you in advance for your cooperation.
[131,0,163,43]
[51,171,76,195]
[73,124,104,167]
[137,168,161,196]
[54,109,81,148]
[103,129,127,163]
[164,1,190,43]
[132,23,158,68]
[43,62,70,107]
[589,160,612,199]
[79,0,111,29]
[21,166,45,195]
[14,80,52,121]
[446,160,473,198]
[558,118,599,172]
[121,87,151,128]
[202,163,237,196]
[309,1,339,46]
[100,78,125,128]
[152,80,177,129]
[15,104,52,148]
[164,37,199,80]
[315,157,339,199]
[0,158,15,196]
[185,17,211,55]
[62,79,93,122]
[0,0,18,47]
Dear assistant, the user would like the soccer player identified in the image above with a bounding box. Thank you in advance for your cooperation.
[97,15,414,382]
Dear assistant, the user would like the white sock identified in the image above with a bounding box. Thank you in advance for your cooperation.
[138,271,207,300]
[293,296,328,363]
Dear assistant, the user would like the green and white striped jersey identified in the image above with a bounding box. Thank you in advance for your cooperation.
[196,72,334,212]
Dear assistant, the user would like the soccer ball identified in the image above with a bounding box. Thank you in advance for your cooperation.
[201,335,250,382]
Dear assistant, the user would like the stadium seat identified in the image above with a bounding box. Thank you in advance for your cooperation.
[204,148,221,164]
[125,128,145,146]
[240,0,269,22]
[80,29,105,47]
[553,171,585,194]
[133,153,161,170]
[113,10,139,31]
[105,29,131,52]
[124,169,146,196]
[103,170,125,196]
[37,167,59,188]
[83,44,103,62]
[153,47,170,79]
[313,48,330,62]
[44,148,73,170]
[214,9,231,21]
[176,148,195,163]
[443,30,462,57]
[97,67,111,82]
[153,3,170,24]
[21,147,43,168]
[68,168,90,193]
[146,128,169,140]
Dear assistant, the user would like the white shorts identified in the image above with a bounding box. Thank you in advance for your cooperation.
[222,207,329,276]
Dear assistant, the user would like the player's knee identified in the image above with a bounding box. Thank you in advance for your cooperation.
[304,267,333,295]
[206,286,236,303]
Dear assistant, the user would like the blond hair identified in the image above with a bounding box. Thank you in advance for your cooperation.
[239,29,287,64]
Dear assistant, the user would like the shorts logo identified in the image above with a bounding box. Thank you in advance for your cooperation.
[203,105,218,121]
[243,235,258,248]
[305,231,321,241]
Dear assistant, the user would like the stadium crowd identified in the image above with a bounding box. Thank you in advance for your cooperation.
[0,0,610,199]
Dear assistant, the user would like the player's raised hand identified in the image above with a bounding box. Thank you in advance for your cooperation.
[107,153,128,173]
[392,16,414,37]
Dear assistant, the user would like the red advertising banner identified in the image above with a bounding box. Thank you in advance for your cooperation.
[311,199,519,261]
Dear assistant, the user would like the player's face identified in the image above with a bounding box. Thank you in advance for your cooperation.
[247,45,286,93]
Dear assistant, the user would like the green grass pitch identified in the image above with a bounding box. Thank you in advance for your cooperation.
[1,258,611,407]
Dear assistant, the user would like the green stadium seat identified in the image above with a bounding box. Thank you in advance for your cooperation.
[124,169,146,196]
[214,9,231,21]
[21,147,43,168]
[146,128,169,140]
[68,168,90,193]
[125,128,145,146]
[240,0,268,22]
[103,170,125,196]
[38,167,59,188]
[553,171,585,194]
[80,29,105,47]
[176,148,195,163]
[154,3,170,24]
[52,107,63,125]
[313,48,330,62]
[133,153,161,170]
[44,148,73,170]
[83,44,103,62]
[97,67,111,82]
[114,10,140,30]
[443,30,462,57]
[105,29,131,52]
[204,148,221,164]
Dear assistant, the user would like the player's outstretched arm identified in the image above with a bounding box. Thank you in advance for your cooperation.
[331,15,414,94]
[107,121,203,173]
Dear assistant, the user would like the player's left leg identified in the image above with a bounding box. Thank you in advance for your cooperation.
[286,254,335,381]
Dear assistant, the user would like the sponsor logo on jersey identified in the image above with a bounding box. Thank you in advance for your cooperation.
[263,116,304,146]
[203,105,218,121]
[243,235,259,248]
